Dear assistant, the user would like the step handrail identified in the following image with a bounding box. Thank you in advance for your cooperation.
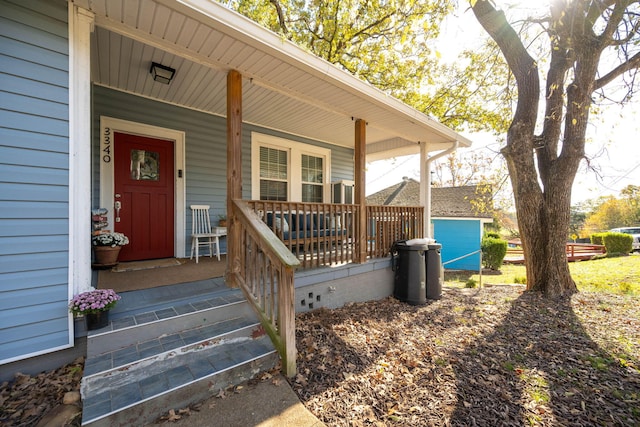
[230,199,300,377]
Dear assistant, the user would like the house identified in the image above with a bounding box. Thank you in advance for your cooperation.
[0,0,472,423]
[367,178,493,270]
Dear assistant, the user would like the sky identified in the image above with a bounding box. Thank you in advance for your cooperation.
[366,2,639,206]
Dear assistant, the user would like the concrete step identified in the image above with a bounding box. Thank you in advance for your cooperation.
[86,299,254,357]
[80,296,278,426]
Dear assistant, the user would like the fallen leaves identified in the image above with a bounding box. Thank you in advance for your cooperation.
[0,357,84,427]
[291,289,640,426]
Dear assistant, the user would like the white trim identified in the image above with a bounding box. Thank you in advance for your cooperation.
[99,117,186,258]
[433,217,493,222]
[0,343,76,366]
[251,132,331,202]
[67,4,94,348]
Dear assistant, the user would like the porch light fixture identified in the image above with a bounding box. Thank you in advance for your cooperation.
[150,62,175,84]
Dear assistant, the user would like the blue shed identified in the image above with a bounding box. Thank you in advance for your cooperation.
[366,179,493,271]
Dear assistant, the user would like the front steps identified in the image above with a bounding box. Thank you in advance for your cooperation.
[80,286,278,426]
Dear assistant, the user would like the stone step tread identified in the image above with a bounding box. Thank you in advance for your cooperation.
[81,335,275,424]
[88,291,246,335]
[83,316,257,376]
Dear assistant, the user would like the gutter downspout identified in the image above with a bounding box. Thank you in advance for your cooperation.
[420,140,459,238]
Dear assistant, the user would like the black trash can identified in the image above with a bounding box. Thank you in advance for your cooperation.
[426,243,443,300]
[391,240,428,305]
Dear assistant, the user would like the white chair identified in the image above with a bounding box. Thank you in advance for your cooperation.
[190,205,226,263]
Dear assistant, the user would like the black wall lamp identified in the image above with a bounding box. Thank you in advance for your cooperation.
[150,62,175,84]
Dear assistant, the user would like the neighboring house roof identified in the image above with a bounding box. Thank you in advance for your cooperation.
[82,0,471,160]
[366,177,493,219]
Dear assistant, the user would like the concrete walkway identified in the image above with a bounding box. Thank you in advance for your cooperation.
[146,372,325,427]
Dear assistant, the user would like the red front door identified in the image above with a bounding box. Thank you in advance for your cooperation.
[114,132,175,261]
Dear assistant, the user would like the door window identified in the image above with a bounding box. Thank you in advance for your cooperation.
[130,149,159,181]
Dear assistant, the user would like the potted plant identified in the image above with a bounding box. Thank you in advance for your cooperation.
[218,214,227,227]
[92,232,129,267]
[69,288,121,330]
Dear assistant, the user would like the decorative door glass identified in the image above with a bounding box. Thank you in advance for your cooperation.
[130,149,160,181]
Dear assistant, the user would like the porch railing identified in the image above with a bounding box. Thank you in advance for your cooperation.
[367,205,424,258]
[230,200,300,377]
[247,201,359,269]
[247,201,424,267]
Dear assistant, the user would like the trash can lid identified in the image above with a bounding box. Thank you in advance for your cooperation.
[428,243,442,249]
[392,239,428,250]
[406,238,436,246]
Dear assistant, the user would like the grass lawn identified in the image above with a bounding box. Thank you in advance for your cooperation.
[444,253,640,295]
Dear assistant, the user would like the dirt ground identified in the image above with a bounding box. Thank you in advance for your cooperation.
[292,286,640,426]
[2,285,639,426]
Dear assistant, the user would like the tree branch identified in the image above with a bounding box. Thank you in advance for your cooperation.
[595,50,640,89]
[470,0,539,130]
[269,0,288,34]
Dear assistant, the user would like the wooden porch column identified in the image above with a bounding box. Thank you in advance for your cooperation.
[226,70,242,287]
[354,119,367,263]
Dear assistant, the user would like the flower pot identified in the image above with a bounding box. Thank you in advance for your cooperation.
[92,246,121,268]
[86,310,110,330]
[219,219,227,227]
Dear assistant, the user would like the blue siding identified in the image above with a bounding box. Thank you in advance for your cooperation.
[0,0,70,363]
[434,219,482,271]
[92,86,354,256]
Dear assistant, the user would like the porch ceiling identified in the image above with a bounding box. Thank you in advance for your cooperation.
[80,0,472,159]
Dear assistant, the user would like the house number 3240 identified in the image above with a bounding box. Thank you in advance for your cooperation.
[102,127,112,163]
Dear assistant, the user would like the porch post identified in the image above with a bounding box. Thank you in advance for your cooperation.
[69,5,94,295]
[354,119,367,263]
[226,70,242,287]
[420,142,431,238]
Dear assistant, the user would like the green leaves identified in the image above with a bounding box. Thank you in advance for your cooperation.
[228,0,511,135]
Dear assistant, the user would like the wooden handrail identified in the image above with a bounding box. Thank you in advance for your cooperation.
[231,199,299,377]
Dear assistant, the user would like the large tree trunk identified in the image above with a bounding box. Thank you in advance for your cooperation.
[472,1,583,297]
[505,140,577,296]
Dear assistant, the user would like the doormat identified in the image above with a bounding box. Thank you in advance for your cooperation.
[98,256,227,293]
[112,258,183,272]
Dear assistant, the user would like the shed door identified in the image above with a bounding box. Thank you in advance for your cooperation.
[114,132,175,261]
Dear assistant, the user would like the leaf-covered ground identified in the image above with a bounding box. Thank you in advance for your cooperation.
[291,286,640,426]
[2,286,638,426]
[0,357,83,426]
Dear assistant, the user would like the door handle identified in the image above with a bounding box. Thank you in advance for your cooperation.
[114,200,122,222]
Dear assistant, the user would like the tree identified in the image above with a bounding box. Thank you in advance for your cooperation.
[620,184,640,223]
[228,0,512,133]
[470,1,640,296]
[580,185,640,234]
[582,196,628,234]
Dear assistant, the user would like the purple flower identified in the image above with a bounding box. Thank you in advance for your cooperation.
[69,288,121,315]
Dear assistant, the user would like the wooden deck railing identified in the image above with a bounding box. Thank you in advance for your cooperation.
[505,241,606,263]
[367,205,424,258]
[232,201,423,376]
[247,201,359,269]
[247,201,424,267]
[230,200,300,377]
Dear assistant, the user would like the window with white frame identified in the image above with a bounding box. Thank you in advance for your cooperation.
[252,132,330,202]
[259,146,288,201]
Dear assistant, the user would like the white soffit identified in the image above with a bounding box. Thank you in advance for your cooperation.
[81,0,472,154]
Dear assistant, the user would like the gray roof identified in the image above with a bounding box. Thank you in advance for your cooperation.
[366,178,493,218]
